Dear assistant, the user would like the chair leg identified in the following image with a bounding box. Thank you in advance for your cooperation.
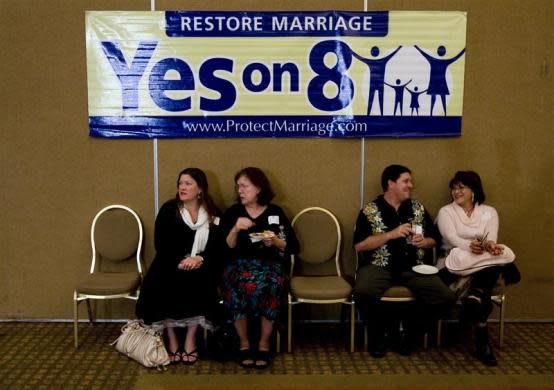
[436,319,443,347]
[350,302,355,353]
[86,299,93,324]
[73,292,79,349]
[287,301,292,353]
[276,329,281,353]
[499,295,506,348]
[363,323,368,352]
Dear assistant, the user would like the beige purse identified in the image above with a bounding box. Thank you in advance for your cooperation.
[111,320,170,369]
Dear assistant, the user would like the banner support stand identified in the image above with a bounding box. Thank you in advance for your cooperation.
[151,0,159,219]
[359,0,368,209]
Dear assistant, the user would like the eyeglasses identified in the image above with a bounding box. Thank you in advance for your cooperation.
[451,184,469,192]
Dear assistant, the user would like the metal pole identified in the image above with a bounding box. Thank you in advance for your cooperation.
[151,0,159,218]
[360,0,368,209]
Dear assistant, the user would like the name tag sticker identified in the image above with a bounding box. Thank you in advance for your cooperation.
[268,215,280,225]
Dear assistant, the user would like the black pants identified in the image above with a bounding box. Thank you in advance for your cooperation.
[440,266,503,323]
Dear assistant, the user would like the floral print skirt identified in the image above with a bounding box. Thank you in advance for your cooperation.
[222,258,287,322]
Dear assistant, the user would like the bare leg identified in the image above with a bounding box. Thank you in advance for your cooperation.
[259,316,273,351]
[234,318,250,350]
[166,327,181,362]
[235,318,254,367]
[183,324,199,363]
[255,317,273,368]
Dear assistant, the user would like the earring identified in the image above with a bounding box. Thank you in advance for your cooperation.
[198,193,203,199]
[471,193,475,203]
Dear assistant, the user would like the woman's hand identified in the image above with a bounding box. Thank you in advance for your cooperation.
[234,217,255,231]
[470,240,485,254]
[262,235,286,251]
[226,217,254,249]
[485,241,504,256]
[177,256,204,271]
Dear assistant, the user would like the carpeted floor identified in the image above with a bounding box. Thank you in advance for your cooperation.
[0,322,552,389]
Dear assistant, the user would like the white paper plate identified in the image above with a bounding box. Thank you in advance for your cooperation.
[412,264,439,275]
[249,232,275,243]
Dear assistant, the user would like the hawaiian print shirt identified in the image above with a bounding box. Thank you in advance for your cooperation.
[354,195,439,276]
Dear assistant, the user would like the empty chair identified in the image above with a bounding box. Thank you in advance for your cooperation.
[288,207,355,353]
[73,204,143,348]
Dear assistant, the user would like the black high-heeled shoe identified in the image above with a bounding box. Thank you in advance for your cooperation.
[474,326,498,367]
[475,342,498,366]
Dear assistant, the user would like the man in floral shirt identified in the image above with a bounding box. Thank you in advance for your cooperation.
[353,164,455,358]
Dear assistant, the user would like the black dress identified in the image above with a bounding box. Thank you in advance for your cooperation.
[135,199,222,329]
[220,203,299,321]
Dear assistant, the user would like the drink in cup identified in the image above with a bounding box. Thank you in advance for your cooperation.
[407,224,423,244]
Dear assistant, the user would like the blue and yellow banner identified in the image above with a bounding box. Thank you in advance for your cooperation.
[86,11,467,138]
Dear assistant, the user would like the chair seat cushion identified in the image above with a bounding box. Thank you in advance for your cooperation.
[76,272,141,295]
[382,285,414,299]
[291,276,352,300]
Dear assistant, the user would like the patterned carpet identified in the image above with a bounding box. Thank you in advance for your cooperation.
[0,322,553,389]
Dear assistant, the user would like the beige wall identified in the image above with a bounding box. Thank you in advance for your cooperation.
[1,0,552,320]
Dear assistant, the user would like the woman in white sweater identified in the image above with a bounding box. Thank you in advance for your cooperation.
[437,171,512,367]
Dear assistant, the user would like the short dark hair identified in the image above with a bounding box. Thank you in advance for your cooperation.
[381,164,411,191]
[234,167,275,206]
[449,171,486,204]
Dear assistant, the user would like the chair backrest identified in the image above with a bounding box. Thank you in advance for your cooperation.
[291,207,342,277]
[90,205,143,275]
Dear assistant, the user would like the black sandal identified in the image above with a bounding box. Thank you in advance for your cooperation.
[183,349,199,366]
[254,350,271,369]
[168,349,182,364]
[238,349,254,368]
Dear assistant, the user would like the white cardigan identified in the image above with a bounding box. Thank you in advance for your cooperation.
[436,202,499,254]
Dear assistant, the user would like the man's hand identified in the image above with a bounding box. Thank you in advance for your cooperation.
[389,223,413,239]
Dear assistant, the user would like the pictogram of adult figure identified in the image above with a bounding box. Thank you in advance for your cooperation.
[384,78,412,116]
[351,45,402,115]
[414,45,465,116]
[406,86,427,116]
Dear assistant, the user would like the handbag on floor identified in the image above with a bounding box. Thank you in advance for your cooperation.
[445,246,515,276]
[111,320,170,369]
[209,323,239,362]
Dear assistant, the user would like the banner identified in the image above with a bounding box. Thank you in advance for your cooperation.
[86,11,467,138]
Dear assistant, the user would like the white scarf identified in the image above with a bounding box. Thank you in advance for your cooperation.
[180,206,210,257]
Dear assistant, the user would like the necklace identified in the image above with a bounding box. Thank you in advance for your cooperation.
[464,206,474,217]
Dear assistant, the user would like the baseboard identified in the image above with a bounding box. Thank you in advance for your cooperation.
[1,318,553,323]
[0,318,128,323]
